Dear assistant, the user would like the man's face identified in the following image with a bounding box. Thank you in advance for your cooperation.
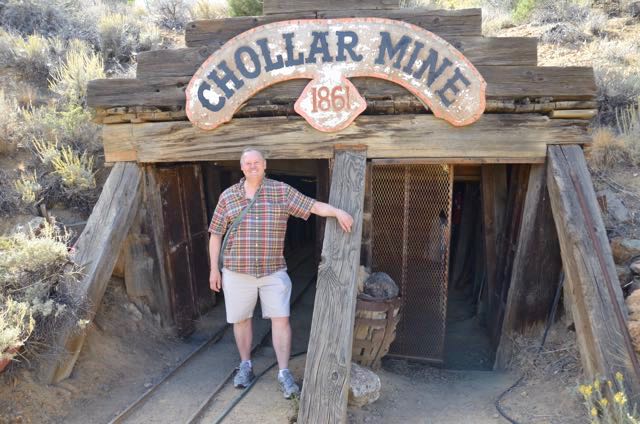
[240,151,266,180]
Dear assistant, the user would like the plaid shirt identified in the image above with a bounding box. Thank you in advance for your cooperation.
[209,177,315,277]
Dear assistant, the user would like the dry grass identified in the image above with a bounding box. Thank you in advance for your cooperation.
[13,171,41,204]
[0,297,35,362]
[190,0,230,20]
[616,102,640,165]
[587,127,629,170]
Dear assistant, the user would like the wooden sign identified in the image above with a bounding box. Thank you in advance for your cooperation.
[186,18,486,132]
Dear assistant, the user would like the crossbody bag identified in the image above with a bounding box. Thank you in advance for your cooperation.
[218,187,262,270]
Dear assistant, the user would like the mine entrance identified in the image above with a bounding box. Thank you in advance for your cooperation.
[370,163,453,364]
[445,180,493,370]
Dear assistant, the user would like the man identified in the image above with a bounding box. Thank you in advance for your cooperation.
[208,148,353,399]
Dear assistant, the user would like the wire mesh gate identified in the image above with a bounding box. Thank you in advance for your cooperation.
[371,163,453,363]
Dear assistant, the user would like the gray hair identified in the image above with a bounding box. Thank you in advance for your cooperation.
[240,147,266,164]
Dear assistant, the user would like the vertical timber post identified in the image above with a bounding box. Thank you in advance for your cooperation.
[298,148,367,424]
[547,145,640,399]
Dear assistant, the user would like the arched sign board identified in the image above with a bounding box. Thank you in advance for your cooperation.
[186,18,486,132]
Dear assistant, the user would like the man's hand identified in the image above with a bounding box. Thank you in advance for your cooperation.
[210,268,221,292]
[335,209,354,233]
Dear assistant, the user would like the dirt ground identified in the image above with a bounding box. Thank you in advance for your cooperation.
[0,275,586,424]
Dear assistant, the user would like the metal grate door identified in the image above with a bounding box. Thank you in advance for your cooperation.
[371,163,453,363]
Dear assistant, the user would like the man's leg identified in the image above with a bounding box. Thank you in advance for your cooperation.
[271,317,291,369]
[234,318,253,361]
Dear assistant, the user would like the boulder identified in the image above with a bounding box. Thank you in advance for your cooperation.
[611,238,640,264]
[348,362,381,407]
[629,1,640,17]
[631,261,640,275]
[597,189,631,223]
[362,272,399,300]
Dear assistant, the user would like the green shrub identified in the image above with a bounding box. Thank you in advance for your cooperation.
[0,222,83,363]
[51,145,96,193]
[228,0,262,16]
[22,104,100,151]
[8,33,53,87]
[0,297,35,362]
[0,0,100,45]
[49,43,105,106]
[512,0,536,22]
[14,171,41,204]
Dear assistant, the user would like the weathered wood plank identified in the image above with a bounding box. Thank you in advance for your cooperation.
[547,145,640,398]
[481,164,507,344]
[298,149,366,423]
[136,37,537,79]
[264,0,398,14]
[101,114,591,163]
[87,67,596,109]
[549,109,598,119]
[184,9,481,47]
[494,164,562,369]
[39,163,143,383]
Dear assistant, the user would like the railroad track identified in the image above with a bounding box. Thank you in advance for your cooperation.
[108,250,316,424]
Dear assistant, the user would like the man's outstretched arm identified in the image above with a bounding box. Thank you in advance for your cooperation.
[310,201,354,233]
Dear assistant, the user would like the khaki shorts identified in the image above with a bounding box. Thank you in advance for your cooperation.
[221,268,292,324]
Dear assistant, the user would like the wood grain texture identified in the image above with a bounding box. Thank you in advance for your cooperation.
[40,163,142,383]
[481,164,507,342]
[101,114,590,163]
[547,145,640,398]
[88,67,595,108]
[298,149,366,424]
[185,9,481,47]
[136,37,537,79]
[494,164,562,369]
[264,0,399,14]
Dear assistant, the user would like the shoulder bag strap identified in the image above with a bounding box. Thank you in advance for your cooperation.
[218,185,262,270]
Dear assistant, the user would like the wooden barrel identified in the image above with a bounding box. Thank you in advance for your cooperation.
[352,295,402,370]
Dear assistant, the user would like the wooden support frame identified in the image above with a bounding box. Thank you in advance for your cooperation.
[547,145,640,397]
[39,163,142,383]
[494,164,563,369]
[299,148,367,423]
[101,114,590,163]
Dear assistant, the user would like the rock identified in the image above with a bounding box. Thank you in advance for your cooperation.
[626,290,640,316]
[611,238,640,264]
[618,265,634,287]
[362,272,399,300]
[629,321,640,353]
[348,363,381,407]
[597,189,631,223]
[631,261,640,275]
[629,1,640,17]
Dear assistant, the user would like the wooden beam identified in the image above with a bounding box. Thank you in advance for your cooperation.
[38,163,143,383]
[298,149,366,423]
[264,0,399,14]
[481,165,507,343]
[136,37,537,79]
[184,9,481,47]
[87,67,596,109]
[101,114,590,163]
[547,145,640,398]
[494,164,563,369]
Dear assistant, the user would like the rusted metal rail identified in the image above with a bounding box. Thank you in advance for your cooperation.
[108,252,315,424]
